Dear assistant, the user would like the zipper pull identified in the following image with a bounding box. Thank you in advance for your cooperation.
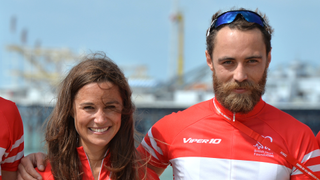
[233,113,236,122]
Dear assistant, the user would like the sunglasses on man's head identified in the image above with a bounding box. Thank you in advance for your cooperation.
[207,10,266,37]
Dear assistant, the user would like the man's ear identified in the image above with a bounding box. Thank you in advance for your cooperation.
[205,50,214,71]
[266,48,272,68]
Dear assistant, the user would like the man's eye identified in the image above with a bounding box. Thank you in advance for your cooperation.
[248,59,258,63]
[222,61,233,65]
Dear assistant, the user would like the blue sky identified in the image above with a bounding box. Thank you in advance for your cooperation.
[1,0,320,88]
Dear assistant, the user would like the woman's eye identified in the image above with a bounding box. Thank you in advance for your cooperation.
[105,105,122,112]
[84,106,94,109]
[106,106,116,109]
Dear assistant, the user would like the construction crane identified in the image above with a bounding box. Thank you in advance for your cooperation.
[6,44,83,89]
[171,10,184,86]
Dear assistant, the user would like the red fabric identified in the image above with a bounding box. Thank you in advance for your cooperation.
[37,146,159,180]
[138,98,320,179]
[316,132,320,148]
[0,97,24,175]
[36,147,111,180]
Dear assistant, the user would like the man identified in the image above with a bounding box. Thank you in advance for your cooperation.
[0,96,24,180]
[18,8,320,180]
[138,8,320,179]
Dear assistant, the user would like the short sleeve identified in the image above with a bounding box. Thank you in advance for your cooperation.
[0,100,24,172]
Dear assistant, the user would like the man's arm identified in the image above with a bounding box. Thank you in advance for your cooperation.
[2,170,17,180]
[17,152,46,180]
[147,164,165,177]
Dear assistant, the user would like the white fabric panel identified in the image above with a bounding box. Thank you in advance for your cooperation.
[170,157,291,180]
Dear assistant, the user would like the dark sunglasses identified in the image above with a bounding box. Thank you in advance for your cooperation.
[206,10,266,37]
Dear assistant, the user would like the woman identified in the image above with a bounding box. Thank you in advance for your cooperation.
[37,53,157,180]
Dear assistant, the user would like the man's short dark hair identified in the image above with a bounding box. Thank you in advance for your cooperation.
[206,8,274,59]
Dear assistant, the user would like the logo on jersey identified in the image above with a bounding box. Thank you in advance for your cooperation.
[183,138,221,144]
[253,135,274,157]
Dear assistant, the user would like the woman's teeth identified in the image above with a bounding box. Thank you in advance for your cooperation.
[90,127,109,132]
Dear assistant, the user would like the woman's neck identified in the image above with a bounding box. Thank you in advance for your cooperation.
[88,158,103,180]
[81,145,108,180]
[81,142,108,160]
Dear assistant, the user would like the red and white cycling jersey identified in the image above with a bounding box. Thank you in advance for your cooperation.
[0,97,24,180]
[138,98,320,180]
[37,146,159,180]
[37,146,112,180]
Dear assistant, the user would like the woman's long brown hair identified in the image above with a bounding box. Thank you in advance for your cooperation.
[45,53,141,179]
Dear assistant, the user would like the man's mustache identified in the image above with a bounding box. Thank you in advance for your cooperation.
[218,80,263,93]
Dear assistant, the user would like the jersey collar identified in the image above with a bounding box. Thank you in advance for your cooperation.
[212,97,265,121]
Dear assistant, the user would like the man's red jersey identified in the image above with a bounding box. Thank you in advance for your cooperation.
[138,98,320,180]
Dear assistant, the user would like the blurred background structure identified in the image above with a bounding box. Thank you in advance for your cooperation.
[1,1,320,179]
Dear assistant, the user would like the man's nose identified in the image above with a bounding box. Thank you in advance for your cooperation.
[233,64,248,82]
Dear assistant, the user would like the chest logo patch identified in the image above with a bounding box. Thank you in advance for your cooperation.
[253,135,274,157]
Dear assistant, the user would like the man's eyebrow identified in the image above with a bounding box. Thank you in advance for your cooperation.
[245,55,263,59]
[217,55,263,63]
[218,57,235,63]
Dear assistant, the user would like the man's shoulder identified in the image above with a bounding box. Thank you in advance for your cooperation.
[262,102,313,133]
[263,103,300,121]
[151,99,215,132]
[146,99,217,154]
[160,99,213,121]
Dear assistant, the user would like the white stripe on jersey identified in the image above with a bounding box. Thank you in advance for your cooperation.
[2,150,24,164]
[141,138,159,160]
[148,129,163,155]
[11,135,24,150]
[4,135,24,157]
[300,149,320,164]
[0,147,5,161]
[292,164,320,176]
[291,149,320,175]
[170,157,291,180]
[141,128,166,161]
[0,147,5,174]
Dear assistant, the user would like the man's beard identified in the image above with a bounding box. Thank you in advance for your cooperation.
[213,68,267,114]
